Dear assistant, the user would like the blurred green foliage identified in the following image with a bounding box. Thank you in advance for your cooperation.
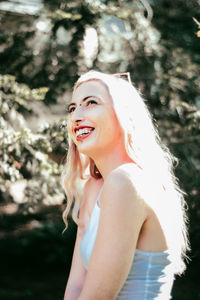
[0,0,200,299]
[0,74,66,213]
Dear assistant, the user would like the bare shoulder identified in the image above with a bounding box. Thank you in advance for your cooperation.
[78,178,94,234]
[79,176,103,229]
[84,175,102,192]
[83,176,103,203]
[104,163,163,206]
[82,176,95,196]
[104,163,142,194]
[80,177,95,212]
[101,163,147,215]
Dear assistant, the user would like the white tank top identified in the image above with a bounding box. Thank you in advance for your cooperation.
[80,188,175,299]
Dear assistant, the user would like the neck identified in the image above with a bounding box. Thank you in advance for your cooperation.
[91,144,134,180]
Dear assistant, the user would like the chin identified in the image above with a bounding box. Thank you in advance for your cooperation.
[76,139,105,158]
[77,143,98,157]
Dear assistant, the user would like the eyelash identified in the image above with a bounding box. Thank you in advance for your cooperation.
[87,99,97,106]
[67,99,97,114]
[67,107,75,114]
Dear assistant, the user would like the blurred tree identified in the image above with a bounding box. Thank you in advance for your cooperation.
[0,74,66,210]
[0,0,98,103]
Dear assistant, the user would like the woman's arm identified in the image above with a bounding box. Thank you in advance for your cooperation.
[64,228,86,300]
[78,168,148,300]
[64,179,93,300]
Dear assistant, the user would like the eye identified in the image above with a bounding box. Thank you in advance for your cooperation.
[86,99,97,106]
[66,106,76,114]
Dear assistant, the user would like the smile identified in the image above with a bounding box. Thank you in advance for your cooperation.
[76,127,95,141]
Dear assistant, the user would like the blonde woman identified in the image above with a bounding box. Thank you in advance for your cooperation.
[63,71,189,300]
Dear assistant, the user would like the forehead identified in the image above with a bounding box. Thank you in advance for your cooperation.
[72,80,110,102]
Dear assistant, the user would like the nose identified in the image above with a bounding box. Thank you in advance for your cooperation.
[69,105,85,124]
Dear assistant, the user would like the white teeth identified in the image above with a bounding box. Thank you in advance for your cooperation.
[76,128,94,137]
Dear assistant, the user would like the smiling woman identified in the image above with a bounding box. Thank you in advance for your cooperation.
[66,79,123,159]
[62,71,189,300]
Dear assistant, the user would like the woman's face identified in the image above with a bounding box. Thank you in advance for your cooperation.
[67,80,123,157]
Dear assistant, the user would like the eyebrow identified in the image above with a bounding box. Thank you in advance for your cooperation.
[67,96,98,111]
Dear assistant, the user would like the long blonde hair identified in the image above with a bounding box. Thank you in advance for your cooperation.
[62,70,190,274]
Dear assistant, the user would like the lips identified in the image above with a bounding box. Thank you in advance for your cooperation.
[74,126,95,141]
[74,125,94,133]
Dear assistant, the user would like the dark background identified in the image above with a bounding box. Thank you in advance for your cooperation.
[0,0,200,299]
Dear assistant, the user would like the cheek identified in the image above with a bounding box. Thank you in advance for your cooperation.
[109,110,121,130]
[102,110,122,138]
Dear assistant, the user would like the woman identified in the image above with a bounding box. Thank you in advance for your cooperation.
[62,71,189,299]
